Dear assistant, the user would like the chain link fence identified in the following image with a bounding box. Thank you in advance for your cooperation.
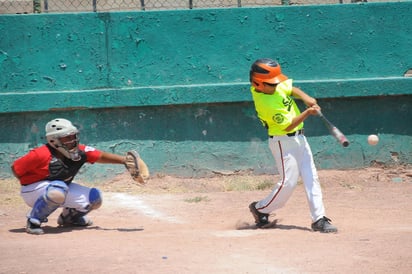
[0,0,405,14]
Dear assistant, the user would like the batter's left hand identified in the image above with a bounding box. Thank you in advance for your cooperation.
[307,105,321,115]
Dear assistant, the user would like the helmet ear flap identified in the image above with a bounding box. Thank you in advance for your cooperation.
[47,136,60,149]
[252,80,261,89]
[250,71,262,89]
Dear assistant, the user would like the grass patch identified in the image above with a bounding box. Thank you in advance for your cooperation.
[0,178,24,207]
[184,196,210,203]
[222,176,273,192]
[256,180,273,190]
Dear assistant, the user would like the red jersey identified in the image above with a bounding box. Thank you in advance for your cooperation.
[12,144,102,185]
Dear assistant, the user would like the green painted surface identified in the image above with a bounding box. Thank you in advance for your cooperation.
[1,95,410,180]
[1,78,411,113]
[1,3,412,112]
[0,2,411,180]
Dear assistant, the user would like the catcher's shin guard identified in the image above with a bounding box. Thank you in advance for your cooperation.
[28,180,68,224]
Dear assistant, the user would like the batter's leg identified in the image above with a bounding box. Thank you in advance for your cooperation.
[255,138,300,214]
[299,137,325,222]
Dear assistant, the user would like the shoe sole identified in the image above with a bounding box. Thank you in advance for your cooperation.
[58,221,93,227]
[58,215,93,227]
[72,220,93,226]
[26,228,44,235]
[312,228,338,233]
[257,219,277,229]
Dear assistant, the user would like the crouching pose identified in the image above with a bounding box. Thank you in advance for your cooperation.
[11,118,149,235]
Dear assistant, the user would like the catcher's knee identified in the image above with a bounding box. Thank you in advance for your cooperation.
[45,180,69,205]
[88,188,102,210]
[29,181,68,222]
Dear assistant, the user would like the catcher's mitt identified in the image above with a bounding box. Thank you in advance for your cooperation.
[124,150,149,185]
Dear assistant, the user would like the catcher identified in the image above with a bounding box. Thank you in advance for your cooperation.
[11,118,149,235]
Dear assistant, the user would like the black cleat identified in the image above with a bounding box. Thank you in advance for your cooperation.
[311,216,338,233]
[26,219,44,235]
[249,202,270,227]
[57,213,93,227]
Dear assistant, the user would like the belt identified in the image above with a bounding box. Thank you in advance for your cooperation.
[269,129,304,138]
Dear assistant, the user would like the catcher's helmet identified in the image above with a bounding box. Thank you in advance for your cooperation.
[45,118,81,161]
[249,58,288,88]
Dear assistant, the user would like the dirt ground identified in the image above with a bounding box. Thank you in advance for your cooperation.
[1,165,411,274]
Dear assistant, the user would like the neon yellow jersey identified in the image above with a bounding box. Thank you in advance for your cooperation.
[251,79,304,136]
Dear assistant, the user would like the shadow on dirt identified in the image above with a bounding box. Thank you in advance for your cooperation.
[236,220,312,232]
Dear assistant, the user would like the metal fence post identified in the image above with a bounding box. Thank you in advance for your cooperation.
[92,0,97,12]
[33,0,41,13]
[140,0,145,10]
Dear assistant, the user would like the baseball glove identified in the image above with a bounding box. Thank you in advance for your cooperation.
[124,150,149,185]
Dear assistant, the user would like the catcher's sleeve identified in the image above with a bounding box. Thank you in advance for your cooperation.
[124,150,149,185]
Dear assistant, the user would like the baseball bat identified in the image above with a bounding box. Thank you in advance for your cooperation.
[317,110,349,147]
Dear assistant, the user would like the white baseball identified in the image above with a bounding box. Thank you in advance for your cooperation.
[368,134,379,146]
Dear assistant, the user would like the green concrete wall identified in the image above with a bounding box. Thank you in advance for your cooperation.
[0,2,411,180]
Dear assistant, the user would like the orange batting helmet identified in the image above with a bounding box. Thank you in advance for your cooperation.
[249,58,288,89]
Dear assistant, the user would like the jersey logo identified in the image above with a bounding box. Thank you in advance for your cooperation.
[84,146,96,152]
[283,97,293,111]
[273,113,284,124]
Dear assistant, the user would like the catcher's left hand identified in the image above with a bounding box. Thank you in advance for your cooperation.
[124,150,149,185]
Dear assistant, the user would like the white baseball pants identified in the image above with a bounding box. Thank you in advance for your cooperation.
[21,180,94,213]
[255,134,326,222]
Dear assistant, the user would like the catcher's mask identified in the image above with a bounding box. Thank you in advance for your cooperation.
[249,58,288,89]
[45,118,81,161]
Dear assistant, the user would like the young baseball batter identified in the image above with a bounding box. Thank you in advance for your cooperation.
[248,58,337,233]
[11,118,148,235]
